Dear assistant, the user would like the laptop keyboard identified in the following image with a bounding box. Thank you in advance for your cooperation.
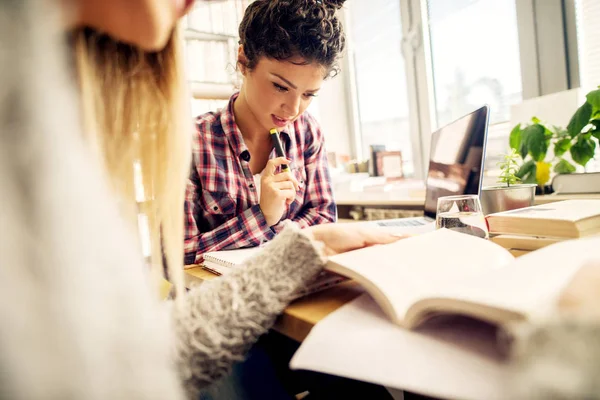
[376,218,428,227]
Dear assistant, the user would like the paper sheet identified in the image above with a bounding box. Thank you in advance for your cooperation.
[290,294,513,400]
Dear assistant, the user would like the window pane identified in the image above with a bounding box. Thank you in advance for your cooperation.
[348,0,414,176]
[184,1,251,113]
[575,0,600,89]
[427,0,523,127]
[575,0,600,172]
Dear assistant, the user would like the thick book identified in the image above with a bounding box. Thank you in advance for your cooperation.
[490,234,564,251]
[486,199,600,238]
[324,228,591,329]
[290,229,600,400]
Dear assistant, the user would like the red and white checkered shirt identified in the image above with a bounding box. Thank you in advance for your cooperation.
[184,93,337,265]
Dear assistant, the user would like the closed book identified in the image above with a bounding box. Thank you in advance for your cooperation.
[486,200,600,238]
[491,234,564,251]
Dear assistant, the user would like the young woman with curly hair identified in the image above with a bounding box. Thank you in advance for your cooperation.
[184,0,347,264]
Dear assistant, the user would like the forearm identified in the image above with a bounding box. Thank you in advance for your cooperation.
[509,317,600,399]
[173,222,326,398]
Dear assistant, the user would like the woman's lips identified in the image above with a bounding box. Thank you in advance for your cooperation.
[271,115,291,128]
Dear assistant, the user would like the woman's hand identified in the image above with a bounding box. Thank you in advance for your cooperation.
[304,223,406,256]
[260,157,299,226]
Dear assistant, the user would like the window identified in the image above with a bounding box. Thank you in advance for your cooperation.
[575,0,600,172]
[183,1,251,116]
[424,0,523,185]
[347,0,414,176]
[426,0,523,127]
[575,0,600,90]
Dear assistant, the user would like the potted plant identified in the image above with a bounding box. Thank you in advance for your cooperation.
[481,148,536,215]
[509,87,600,191]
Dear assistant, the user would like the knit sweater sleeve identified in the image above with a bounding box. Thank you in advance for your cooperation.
[508,318,600,399]
[171,222,326,398]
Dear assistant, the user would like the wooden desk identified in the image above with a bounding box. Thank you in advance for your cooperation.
[185,267,364,342]
[186,193,600,342]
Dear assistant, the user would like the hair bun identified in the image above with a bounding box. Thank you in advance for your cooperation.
[321,0,345,10]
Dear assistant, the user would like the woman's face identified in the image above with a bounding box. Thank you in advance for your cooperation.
[241,54,326,132]
[75,0,195,51]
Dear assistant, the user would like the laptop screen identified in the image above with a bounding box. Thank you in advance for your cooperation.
[423,105,490,220]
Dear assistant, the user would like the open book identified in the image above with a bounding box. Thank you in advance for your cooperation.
[325,228,590,329]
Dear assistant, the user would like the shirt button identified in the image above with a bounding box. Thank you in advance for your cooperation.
[249,183,255,188]
[213,206,218,211]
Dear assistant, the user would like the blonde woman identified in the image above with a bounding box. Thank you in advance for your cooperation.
[0,1,399,399]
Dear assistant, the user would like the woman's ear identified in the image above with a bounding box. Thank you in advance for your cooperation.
[237,45,248,76]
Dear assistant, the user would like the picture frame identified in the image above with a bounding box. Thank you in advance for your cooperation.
[376,151,404,179]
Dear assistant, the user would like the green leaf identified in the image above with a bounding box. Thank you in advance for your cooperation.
[523,124,548,161]
[531,116,541,124]
[553,125,569,138]
[567,101,593,137]
[570,136,597,166]
[586,89,600,111]
[591,120,600,141]
[554,138,572,157]
[523,174,537,184]
[516,159,535,179]
[554,159,576,174]
[543,127,554,139]
[519,142,528,159]
[509,124,522,151]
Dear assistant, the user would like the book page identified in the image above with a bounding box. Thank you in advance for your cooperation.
[441,235,600,318]
[327,229,514,323]
[290,294,511,400]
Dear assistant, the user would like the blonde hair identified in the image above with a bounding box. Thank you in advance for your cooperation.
[73,27,190,299]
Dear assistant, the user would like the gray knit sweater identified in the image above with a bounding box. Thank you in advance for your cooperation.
[174,226,325,398]
[0,2,325,399]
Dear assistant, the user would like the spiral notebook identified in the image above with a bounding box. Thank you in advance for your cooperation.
[200,247,347,298]
[202,248,261,275]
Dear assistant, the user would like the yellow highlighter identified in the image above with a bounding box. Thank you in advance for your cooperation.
[270,128,289,172]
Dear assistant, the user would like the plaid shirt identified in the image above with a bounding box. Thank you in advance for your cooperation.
[184,93,337,265]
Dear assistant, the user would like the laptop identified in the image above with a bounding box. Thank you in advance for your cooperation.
[372,104,490,231]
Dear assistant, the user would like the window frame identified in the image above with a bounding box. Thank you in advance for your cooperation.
[344,0,580,179]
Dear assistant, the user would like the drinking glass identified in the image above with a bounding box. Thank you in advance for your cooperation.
[436,195,489,239]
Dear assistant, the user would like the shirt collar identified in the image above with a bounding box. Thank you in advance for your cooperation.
[220,92,248,158]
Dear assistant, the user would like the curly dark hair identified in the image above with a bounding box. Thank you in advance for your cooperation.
[238,0,346,77]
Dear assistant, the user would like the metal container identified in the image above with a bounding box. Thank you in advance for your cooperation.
[480,184,537,215]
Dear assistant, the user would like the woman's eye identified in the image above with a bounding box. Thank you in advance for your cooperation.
[273,83,288,92]
[304,93,318,98]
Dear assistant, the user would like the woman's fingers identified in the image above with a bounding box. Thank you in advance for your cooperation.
[271,170,299,191]
[263,157,291,176]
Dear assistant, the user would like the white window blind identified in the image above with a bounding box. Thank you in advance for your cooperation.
[576,0,600,89]
[183,0,252,112]
[575,0,600,172]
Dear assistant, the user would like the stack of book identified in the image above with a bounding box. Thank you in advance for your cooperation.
[487,199,600,256]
